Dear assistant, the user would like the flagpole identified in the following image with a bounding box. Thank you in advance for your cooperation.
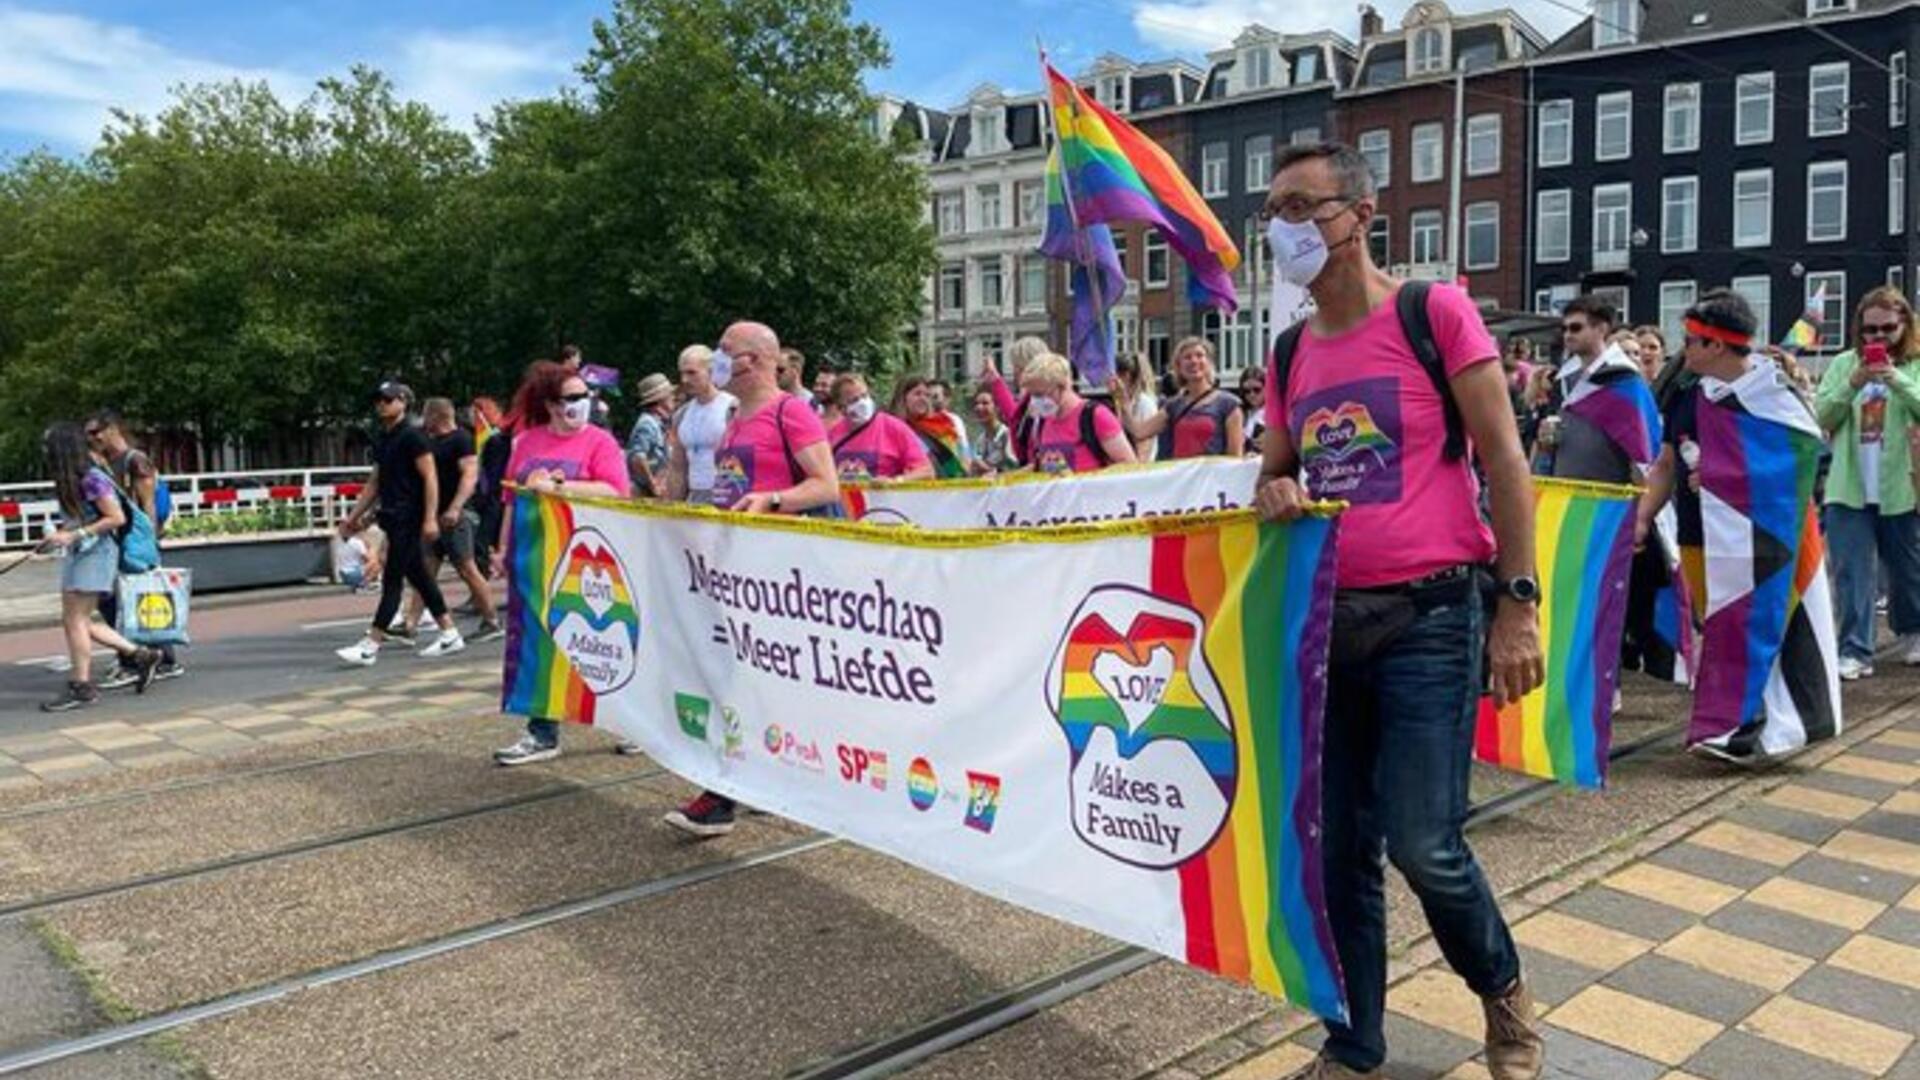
[1038,41,1110,386]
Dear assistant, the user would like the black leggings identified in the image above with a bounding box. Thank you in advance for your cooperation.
[373,520,447,631]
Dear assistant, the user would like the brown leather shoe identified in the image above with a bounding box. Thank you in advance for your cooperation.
[1483,977,1546,1080]
[1286,1052,1384,1079]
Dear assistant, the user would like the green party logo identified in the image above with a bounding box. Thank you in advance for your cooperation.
[675,692,711,742]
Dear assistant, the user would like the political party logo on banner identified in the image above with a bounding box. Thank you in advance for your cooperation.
[907,757,939,810]
[1046,586,1234,869]
[720,705,745,761]
[545,527,640,696]
[675,692,711,741]
[964,771,1002,833]
[837,745,889,791]
[764,723,826,772]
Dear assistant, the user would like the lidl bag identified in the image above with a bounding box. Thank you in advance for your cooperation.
[116,567,192,645]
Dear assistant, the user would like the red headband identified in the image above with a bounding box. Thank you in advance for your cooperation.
[1684,317,1752,348]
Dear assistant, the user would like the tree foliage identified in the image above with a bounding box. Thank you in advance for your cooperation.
[0,0,933,478]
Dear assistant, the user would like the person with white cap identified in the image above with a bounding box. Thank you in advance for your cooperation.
[626,372,676,498]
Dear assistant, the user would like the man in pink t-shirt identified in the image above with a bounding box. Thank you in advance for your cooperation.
[1256,143,1546,1080]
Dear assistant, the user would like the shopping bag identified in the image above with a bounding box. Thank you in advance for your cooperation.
[116,567,192,645]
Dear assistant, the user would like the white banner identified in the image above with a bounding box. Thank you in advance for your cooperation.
[501,492,1344,1018]
[842,457,1263,529]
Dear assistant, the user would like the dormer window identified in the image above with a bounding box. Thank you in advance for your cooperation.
[1808,0,1854,13]
[1099,75,1129,113]
[1243,47,1273,91]
[1595,0,1640,46]
[1295,50,1320,84]
[973,108,1004,155]
[1411,28,1446,75]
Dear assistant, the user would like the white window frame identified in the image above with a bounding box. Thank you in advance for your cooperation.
[937,193,965,236]
[1807,160,1849,242]
[1538,99,1573,167]
[1806,271,1846,330]
[1536,189,1571,263]
[1596,92,1633,161]
[976,183,1003,232]
[1733,168,1773,248]
[1019,256,1048,312]
[1290,126,1322,146]
[1661,176,1699,254]
[1894,51,1908,128]
[1244,47,1273,91]
[1201,142,1229,198]
[1245,134,1272,194]
[1144,233,1170,288]
[1809,0,1855,13]
[1658,281,1698,352]
[1735,71,1775,145]
[1368,217,1392,267]
[1412,28,1447,76]
[1410,210,1445,266]
[1595,0,1640,47]
[1592,182,1633,268]
[1892,265,1907,293]
[1016,180,1043,228]
[972,109,1004,155]
[1466,114,1501,176]
[1809,62,1851,137]
[1412,122,1445,183]
[1732,276,1774,341]
[1358,129,1392,189]
[1893,153,1907,236]
[1663,83,1701,153]
[938,262,965,315]
[1593,285,1631,323]
[1464,202,1500,270]
[976,256,1005,311]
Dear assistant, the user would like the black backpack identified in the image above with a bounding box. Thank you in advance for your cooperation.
[1270,280,1467,462]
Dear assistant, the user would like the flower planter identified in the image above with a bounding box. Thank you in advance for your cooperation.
[160,530,334,593]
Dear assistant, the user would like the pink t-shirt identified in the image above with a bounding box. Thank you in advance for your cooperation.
[1267,284,1498,588]
[712,394,828,508]
[828,412,931,480]
[505,424,632,496]
[1031,400,1124,475]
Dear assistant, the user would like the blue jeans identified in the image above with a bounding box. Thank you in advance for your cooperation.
[1826,505,1920,662]
[526,718,558,747]
[1320,585,1518,1072]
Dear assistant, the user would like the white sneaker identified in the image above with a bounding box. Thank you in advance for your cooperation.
[1903,635,1920,666]
[615,739,645,756]
[418,629,466,659]
[1840,656,1874,681]
[335,637,379,667]
[494,734,559,766]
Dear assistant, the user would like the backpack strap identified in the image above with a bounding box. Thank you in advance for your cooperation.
[1010,396,1037,464]
[1395,281,1469,462]
[1078,402,1113,468]
[775,396,805,485]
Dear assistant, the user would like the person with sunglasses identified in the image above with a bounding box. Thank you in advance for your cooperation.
[334,381,466,668]
[1813,286,1920,680]
[493,361,634,766]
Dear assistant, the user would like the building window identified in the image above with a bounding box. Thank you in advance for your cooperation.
[1807,160,1849,242]
[1538,99,1573,167]
[977,184,1003,232]
[1017,180,1043,228]
[1114,315,1139,361]
[973,110,1003,155]
[1809,62,1851,137]
[1806,271,1846,329]
[1893,153,1907,235]
[1892,265,1907,293]
[1466,114,1501,176]
[1290,126,1322,146]
[975,334,1004,375]
[1595,0,1639,47]
[937,340,965,380]
[1368,217,1391,266]
[1894,52,1908,127]
[1658,281,1697,352]
[1295,50,1320,84]
[1661,176,1699,254]
[1412,28,1446,75]
[1245,135,1272,193]
[1113,232,1130,276]
[1732,276,1773,341]
[1020,256,1047,311]
[1664,83,1700,153]
[1735,71,1774,145]
[1358,129,1391,188]
[1596,92,1633,161]
[1592,183,1632,270]
[1593,285,1631,322]
[1099,75,1129,114]
[1464,202,1499,270]
[1202,142,1229,197]
[1412,122,1444,183]
[1244,47,1273,90]
[937,193,964,236]
[939,263,964,315]
[1146,318,1170,374]
[1734,168,1773,248]
[1809,0,1855,13]
[1410,210,1445,266]
[977,257,1004,310]
[1145,233,1170,288]
[1536,189,1571,263]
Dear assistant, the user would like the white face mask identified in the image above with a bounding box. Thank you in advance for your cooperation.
[560,398,593,427]
[1269,217,1331,288]
[1029,395,1061,419]
[709,349,734,387]
[846,397,876,424]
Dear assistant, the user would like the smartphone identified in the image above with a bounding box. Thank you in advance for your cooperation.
[1866,341,1891,369]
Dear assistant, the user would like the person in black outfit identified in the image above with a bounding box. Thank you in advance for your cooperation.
[332,381,465,666]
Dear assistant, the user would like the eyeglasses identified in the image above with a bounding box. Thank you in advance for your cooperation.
[1863,321,1905,336]
[1561,322,1588,335]
[1259,194,1355,225]
[558,391,592,403]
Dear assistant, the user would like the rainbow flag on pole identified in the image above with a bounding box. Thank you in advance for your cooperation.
[1782,284,1827,352]
[1474,478,1639,788]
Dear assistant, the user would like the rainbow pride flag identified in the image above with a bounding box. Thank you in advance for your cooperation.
[910,413,969,479]
[1474,479,1639,788]
[1039,61,1239,316]
[502,494,599,724]
[1781,284,1827,352]
[1141,520,1344,1018]
[1560,347,1662,468]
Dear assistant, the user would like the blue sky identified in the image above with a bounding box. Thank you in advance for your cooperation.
[0,1,1583,158]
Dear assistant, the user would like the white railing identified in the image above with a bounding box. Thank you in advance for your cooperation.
[0,466,372,550]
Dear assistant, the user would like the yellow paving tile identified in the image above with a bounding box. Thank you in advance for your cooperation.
[0,774,43,792]
[1214,1043,1315,1080]
[220,712,296,731]
[58,721,138,739]
[1821,755,1920,786]
[1444,1064,1492,1080]
[117,750,198,770]
[306,709,378,727]
[1546,985,1721,1066]
[354,694,408,709]
[1657,1073,1709,1080]
[1829,934,1920,990]
[1745,877,1886,930]
[423,691,491,707]
[1823,830,1920,877]
[259,728,329,746]
[1873,729,1920,751]
[1763,784,1874,821]
[1904,883,1920,912]
[1603,863,1743,916]
[1687,821,1811,867]
[1511,911,1653,971]
[1387,969,1488,1040]
[72,731,165,752]
[1656,926,1812,991]
[21,753,111,778]
[1885,790,1920,817]
[1740,996,1913,1075]
[139,717,215,733]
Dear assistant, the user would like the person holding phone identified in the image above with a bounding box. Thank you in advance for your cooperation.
[1813,286,1920,679]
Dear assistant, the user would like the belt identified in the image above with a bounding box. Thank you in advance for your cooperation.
[1344,563,1479,596]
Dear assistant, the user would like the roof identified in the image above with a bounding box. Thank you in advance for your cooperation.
[1541,0,1908,57]
[1351,5,1547,87]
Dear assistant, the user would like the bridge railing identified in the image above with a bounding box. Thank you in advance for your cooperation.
[0,467,373,550]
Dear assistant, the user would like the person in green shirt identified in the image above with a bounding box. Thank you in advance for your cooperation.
[1812,285,1920,679]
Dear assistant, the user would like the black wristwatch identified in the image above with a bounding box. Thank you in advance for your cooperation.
[1496,575,1541,604]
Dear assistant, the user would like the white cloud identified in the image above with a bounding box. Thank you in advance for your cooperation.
[1131,0,1583,54]
[387,29,575,129]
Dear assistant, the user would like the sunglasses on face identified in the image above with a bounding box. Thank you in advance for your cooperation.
[558,391,591,403]
[1561,322,1588,335]
[1864,321,1905,336]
